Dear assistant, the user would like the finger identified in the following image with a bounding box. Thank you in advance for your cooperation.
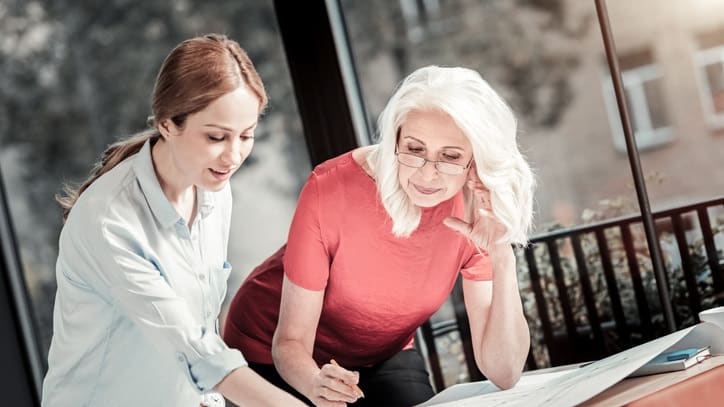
[322,363,359,385]
[474,189,492,211]
[323,377,360,401]
[320,365,360,400]
[477,207,497,220]
[467,161,481,182]
[444,216,473,237]
[313,397,347,407]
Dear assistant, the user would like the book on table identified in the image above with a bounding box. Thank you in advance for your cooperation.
[628,346,711,377]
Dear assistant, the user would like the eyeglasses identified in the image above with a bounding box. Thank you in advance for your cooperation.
[395,150,473,175]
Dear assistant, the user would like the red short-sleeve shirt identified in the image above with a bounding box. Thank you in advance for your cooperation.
[224,151,491,367]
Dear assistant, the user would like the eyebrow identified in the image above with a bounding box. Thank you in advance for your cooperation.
[401,136,466,151]
[203,122,258,133]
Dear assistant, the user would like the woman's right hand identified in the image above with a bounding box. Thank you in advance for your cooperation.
[309,362,361,406]
[272,276,362,406]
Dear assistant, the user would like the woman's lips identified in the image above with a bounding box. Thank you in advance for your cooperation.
[209,168,233,180]
[413,184,442,195]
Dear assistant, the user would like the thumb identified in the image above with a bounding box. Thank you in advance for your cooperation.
[444,216,472,237]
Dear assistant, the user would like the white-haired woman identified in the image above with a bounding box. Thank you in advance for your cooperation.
[224,66,535,407]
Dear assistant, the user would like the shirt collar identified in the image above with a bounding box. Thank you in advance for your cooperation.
[197,186,215,220]
[133,139,216,228]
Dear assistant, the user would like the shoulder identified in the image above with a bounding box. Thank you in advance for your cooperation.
[311,151,354,177]
[64,157,142,240]
[309,148,375,186]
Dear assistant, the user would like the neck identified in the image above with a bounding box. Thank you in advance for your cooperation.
[352,145,378,179]
[151,139,197,224]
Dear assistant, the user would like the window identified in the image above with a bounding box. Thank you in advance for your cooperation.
[694,28,724,129]
[603,50,673,152]
[0,0,308,364]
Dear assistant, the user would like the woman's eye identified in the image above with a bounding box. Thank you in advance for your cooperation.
[241,132,255,141]
[443,154,461,161]
[407,147,424,154]
[207,134,225,142]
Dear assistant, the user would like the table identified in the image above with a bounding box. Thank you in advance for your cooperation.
[581,355,724,406]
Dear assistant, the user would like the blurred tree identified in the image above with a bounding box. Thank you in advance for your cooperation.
[0,0,307,354]
[341,0,592,129]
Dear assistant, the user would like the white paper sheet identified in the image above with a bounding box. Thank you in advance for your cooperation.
[419,321,724,407]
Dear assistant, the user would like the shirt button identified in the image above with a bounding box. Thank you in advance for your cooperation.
[205,310,212,318]
[199,274,206,281]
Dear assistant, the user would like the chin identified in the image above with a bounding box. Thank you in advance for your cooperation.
[202,180,229,192]
[408,192,447,208]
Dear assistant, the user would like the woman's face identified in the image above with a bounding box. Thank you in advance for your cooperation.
[161,86,260,192]
[397,109,473,208]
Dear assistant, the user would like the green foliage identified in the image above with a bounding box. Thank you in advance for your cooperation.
[517,196,723,368]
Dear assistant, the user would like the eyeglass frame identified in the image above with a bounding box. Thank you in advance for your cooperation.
[394,147,474,175]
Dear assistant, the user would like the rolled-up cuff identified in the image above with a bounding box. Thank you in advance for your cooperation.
[177,347,247,392]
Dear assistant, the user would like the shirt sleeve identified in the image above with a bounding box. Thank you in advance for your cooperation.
[460,244,493,281]
[283,173,330,291]
[81,216,246,393]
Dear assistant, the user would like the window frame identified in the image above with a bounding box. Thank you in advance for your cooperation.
[603,63,674,152]
[694,44,724,130]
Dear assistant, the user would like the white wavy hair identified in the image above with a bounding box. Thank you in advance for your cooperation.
[367,65,535,245]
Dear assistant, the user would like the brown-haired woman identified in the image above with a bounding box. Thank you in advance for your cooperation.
[41,34,305,407]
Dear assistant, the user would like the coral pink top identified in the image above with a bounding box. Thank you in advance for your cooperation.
[224,151,491,367]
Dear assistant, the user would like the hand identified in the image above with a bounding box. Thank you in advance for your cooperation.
[309,362,361,407]
[199,391,224,407]
[444,165,507,252]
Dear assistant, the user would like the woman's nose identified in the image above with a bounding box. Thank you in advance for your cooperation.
[418,160,439,180]
[222,140,248,167]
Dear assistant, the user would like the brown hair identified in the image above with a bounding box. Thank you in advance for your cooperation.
[57,34,267,220]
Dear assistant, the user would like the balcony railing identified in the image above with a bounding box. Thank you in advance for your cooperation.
[420,196,724,391]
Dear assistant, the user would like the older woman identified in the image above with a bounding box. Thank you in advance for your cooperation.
[225,65,535,407]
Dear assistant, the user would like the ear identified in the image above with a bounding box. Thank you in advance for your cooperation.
[157,119,178,139]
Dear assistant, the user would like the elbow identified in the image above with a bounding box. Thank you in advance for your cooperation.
[271,331,304,368]
[478,356,523,390]
[270,329,286,366]
[270,333,286,366]
[476,343,529,390]
[490,370,522,390]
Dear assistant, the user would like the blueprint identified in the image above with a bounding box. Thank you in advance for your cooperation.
[419,321,724,407]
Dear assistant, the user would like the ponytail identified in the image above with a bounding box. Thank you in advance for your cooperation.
[56,130,159,220]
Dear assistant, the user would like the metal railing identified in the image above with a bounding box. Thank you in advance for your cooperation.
[420,196,724,391]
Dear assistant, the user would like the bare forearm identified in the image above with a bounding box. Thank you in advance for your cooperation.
[272,338,322,400]
[478,246,530,388]
[215,366,305,406]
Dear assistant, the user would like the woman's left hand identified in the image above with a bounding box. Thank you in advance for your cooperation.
[444,165,507,252]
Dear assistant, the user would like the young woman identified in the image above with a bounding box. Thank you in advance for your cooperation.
[224,65,535,406]
[41,34,305,407]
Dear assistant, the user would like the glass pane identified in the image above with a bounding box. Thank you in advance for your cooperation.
[0,0,309,364]
[607,0,724,199]
[343,0,642,231]
[342,0,643,373]
[624,86,643,132]
[643,78,669,129]
[342,0,724,374]
[605,0,724,330]
[705,62,724,114]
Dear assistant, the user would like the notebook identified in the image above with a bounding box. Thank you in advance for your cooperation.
[628,346,711,377]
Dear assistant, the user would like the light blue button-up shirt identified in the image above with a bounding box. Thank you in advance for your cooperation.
[42,140,246,406]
